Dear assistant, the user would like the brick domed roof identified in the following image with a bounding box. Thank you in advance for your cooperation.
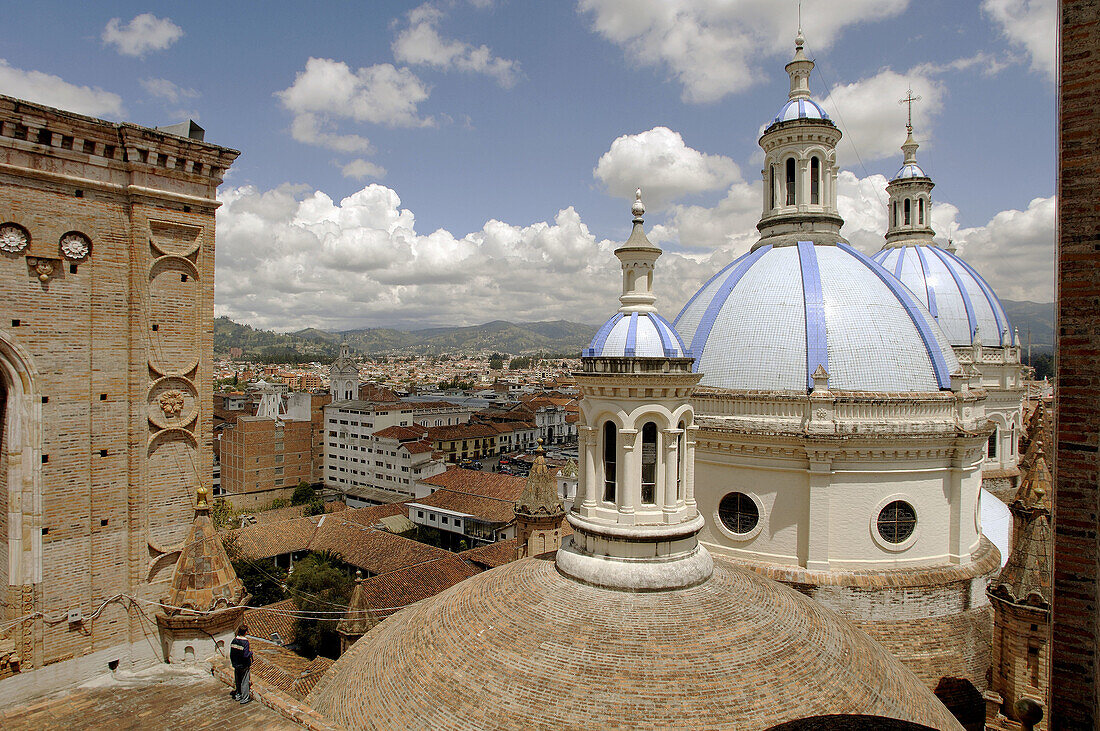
[309,556,961,730]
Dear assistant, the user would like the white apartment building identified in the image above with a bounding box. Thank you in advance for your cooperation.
[323,400,469,500]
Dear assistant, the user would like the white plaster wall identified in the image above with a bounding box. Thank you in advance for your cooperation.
[696,442,985,571]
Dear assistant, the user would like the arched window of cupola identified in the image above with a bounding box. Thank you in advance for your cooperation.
[676,420,685,502]
[603,421,617,503]
[893,201,898,227]
[903,198,911,225]
[785,158,796,206]
[769,165,776,209]
[810,156,820,205]
[918,197,925,225]
[640,421,657,505]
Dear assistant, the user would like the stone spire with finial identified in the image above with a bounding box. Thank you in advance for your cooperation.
[614,189,663,314]
[881,87,936,249]
[515,439,566,560]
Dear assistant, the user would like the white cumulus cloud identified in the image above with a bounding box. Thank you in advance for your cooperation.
[578,0,909,103]
[393,3,520,88]
[982,0,1056,81]
[102,13,184,57]
[0,60,124,117]
[594,126,741,208]
[214,182,714,331]
[819,68,945,165]
[341,159,388,180]
[278,58,433,129]
[140,77,199,104]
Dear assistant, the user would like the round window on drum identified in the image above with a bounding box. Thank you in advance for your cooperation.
[877,500,917,544]
[718,492,759,535]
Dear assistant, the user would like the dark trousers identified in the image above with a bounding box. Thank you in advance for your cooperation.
[233,664,251,702]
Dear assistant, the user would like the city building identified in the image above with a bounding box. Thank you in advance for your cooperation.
[423,422,499,463]
[323,400,466,500]
[0,95,237,697]
[218,407,312,509]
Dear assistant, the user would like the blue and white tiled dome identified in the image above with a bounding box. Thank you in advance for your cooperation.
[894,162,927,179]
[584,311,688,358]
[673,241,960,392]
[872,245,1012,348]
[772,98,830,125]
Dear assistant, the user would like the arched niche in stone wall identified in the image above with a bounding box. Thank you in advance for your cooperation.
[147,256,201,376]
[146,428,198,550]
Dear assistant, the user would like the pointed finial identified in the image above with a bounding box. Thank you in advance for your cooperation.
[795,3,804,48]
[195,485,210,511]
[632,188,645,221]
[536,437,544,454]
[355,568,363,584]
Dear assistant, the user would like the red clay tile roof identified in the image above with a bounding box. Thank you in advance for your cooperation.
[246,501,347,526]
[413,489,515,524]
[337,503,410,528]
[373,424,428,440]
[424,423,500,441]
[459,539,518,569]
[243,599,299,646]
[225,507,450,576]
[419,467,526,501]
[402,440,435,454]
[309,515,451,575]
[251,645,335,701]
[348,555,480,622]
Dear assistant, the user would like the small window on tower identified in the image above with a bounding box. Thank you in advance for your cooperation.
[903,198,911,225]
[810,156,820,205]
[893,202,898,227]
[641,421,657,505]
[918,197,925,225]
[603,421,617,503]
[785,158,796,206]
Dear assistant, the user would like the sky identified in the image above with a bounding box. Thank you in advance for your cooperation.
[1,0,1056,331]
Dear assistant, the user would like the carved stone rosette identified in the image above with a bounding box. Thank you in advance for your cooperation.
[0,223,28,253]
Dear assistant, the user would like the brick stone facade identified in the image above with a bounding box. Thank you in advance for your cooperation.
[0,95,236,697]
[220,415,313,509]
[1054,2,1100,727]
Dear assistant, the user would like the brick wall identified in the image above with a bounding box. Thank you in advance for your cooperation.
[1054,2,1100,727]
[0,95,236,683]
[220,416,312,509]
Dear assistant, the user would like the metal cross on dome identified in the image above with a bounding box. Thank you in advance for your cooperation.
[899,87,922,133]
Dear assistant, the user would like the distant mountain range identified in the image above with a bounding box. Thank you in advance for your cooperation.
[215,299,1054,362]
[999,300,1054,349]
[214,317,598,360]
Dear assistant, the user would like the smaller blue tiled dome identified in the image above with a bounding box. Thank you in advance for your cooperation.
[772,98,830,125]
[584,312,688,358]
[894,163,927,180]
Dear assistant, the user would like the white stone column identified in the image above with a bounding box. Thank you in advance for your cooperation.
[662,429,680,521]
[806,454,832,571]
[579,426,597,514]
[798,158,809,211]
[685,425,698,517]
[619,428,639,524]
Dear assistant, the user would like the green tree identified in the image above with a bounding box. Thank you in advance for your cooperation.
[304,496,326,516]
[291,481,316,506]
[489,356,504,370]
[210,498,237,530]
[223,534,288,606]
[287,551,354,659]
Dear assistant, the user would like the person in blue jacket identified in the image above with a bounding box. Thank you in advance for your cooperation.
[229,625,253,704]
